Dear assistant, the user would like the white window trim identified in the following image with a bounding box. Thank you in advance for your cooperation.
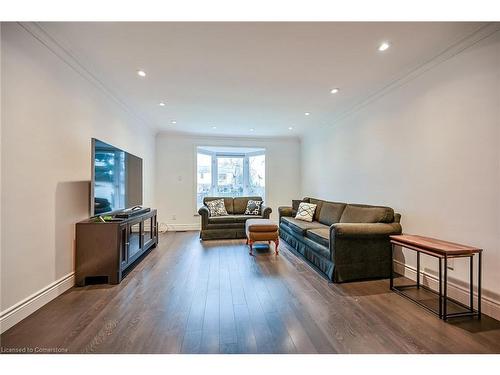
[194,145,267,214]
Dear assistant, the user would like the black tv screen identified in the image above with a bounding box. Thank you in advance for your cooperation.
[91,138,143,216]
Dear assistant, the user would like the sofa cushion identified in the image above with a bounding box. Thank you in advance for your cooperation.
[292,199,304,211]
[244,200,263,215]
[309,198,324,221]
[233,196,262,214]
[318,202,346,226]
[206,199,228,217]
[340,204,394,223]
[246,218,278,233]
[204,197,234,214]
[280,223,331,260]
[295,202,317,222]
[306,228,330,248]
[208,214,257,224]
[281,216,327,235]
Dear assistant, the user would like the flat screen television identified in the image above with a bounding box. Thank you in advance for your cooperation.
[91,138,143,216]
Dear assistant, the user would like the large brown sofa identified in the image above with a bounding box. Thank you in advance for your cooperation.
[279,197,402,282]
[198,196,272,240]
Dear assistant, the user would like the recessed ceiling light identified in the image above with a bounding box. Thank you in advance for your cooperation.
[159,102,166,106]
[378,42,390,52]
[137,70,147,77]
[249,128,254,132]
[330,88,340,94]
[212,126,217,129]
[171,120,176,124]
[288,127,293,130]
[304,112,310,116]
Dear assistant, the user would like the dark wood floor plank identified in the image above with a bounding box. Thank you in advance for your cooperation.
[270,244,409,353]
[227,245,258,353]
[180,330,203,354]
[234,247,276,353]
[199,242,221,353]
[219,254,237,348]
[136,234,204,353]
[180,240,210,353]
[1,232,499,354]
[232,303,258,354]
[249,256,298,353]
[259,258,326,354]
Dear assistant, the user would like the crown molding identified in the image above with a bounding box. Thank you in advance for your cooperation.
[156,129,301,142]
[329,22,500,126]
[17,22,153,133]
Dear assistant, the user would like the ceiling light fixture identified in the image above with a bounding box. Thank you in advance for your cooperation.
[137,70,147,77]
[212,126,217,129]
[378,42,390,52]
[304,112,310,116]
[288,127,293,130]
[171,120,177,124]
[330,88,340,94]
[249,128,254,132]
[159,102,166,106]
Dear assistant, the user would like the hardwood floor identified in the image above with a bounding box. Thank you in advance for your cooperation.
[1,231,500,354]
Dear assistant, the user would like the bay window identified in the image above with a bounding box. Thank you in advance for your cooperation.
[196,146,266,209]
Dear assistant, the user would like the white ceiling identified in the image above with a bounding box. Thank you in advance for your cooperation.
[39,22,486,137]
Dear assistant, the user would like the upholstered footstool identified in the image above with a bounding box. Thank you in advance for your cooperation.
[245,218,279,256]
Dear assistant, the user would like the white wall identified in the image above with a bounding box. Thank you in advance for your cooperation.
[301,31,500,318]
[0,24,3,310]
[155,132,301,229]
[0,23,155,330]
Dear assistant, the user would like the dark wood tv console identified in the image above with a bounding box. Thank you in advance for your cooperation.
[75,209,158,286]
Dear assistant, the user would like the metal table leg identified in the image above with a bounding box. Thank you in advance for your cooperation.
[417,252,420,289]
[443,255,448,320]
[478,252,482,319]
[470,255,474,313]
[390,243,394,289]
[438,257,442,318]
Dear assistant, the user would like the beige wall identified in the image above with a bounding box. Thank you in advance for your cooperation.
[301,31,500,317]
[0,24,155,314]
[155,132,301,228]
[0,24,3,303]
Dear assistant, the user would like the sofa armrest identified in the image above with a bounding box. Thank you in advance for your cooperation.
[278,206,295,223]
[329,223,402,281]
[330,222,402,239]
[261,205,272,219]
[198,206,210,229]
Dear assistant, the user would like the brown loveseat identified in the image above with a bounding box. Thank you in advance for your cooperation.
[279,197,402,282]
[198,196,272,240]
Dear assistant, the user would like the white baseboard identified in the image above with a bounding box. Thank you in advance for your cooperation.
[0,272,75,334]
[394,260,500,320]
[164,223,200,232]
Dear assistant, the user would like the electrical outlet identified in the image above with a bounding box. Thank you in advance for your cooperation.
[447,259,454,271]
[172,215,176,220]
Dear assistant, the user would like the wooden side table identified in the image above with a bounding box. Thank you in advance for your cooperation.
[389,234,482,320]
